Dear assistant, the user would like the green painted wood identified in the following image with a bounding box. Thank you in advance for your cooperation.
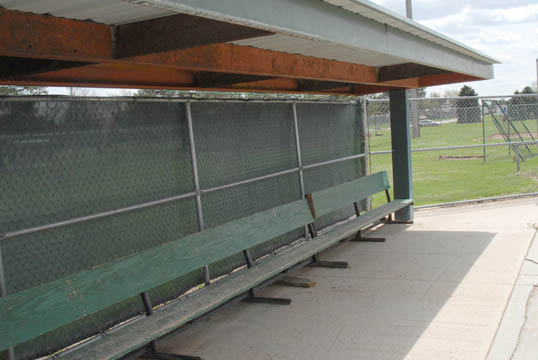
[0,199,313,351]
[390,90,413,221]
[309,171,390,218]
[61,198,413,360]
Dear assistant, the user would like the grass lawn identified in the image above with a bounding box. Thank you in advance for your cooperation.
[369,117,538,206]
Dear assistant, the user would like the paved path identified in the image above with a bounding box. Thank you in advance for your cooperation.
[156,198,538,360]
[488,199,538,360]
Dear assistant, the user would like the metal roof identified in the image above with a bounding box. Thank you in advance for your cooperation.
[0,0,174,25]
[0,0,497,91]
[322,0,498,64]
[0,0,498,77]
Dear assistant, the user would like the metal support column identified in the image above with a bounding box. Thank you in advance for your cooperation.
[389,90,413,221]
[292,102,309,238]
[482,100,487,162]
[0,246,16,360]
[361,97,372,211]
[185,102,210,284]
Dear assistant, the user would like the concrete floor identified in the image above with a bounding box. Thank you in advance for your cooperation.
[157,197,538,360]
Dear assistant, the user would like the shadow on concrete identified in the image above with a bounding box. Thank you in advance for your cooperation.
[157,225,495,360]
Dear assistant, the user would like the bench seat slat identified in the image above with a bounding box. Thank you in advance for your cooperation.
[310,171,390,218]
[61,198,412,360]
[0,199,313,351]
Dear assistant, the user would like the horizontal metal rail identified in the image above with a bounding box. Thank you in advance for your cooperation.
[1,152,366,240]
[369,140,538,155]
[302,153,366,169]
[0,95,356,105]
[201,167,301,194]
[1,192,197,240]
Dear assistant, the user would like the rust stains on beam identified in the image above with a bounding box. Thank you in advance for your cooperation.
[16,63,193,87]
[0,9,113,61]
[134,43,380,85]
[192,72,272,88]
[228,78,299,90]
[418,72,481,87]
[0,8,418,89]
[377,63,449,82]
[114,14,272,58]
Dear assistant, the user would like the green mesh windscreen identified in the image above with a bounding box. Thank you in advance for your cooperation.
[0,97,363,359]
[296,103,364,228]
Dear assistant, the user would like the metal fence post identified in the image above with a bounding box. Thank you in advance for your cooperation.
[291,102,309,238]
[361,96,372,211]
[185,102,210,284]
[481,100,486,162]
[515,144,521,175]
[0,245,16,360]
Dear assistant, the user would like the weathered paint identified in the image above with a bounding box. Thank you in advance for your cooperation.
[0,199,313,351]
[309,171,391,218]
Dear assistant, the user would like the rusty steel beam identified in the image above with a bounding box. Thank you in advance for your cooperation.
[228,78,299,90]
[378,63,448,82]
[134,43,406,87]
[0,56,93,79]
[418,72,481,87]
[0,8,416,89]
[0,8,486,94]
[114,13,272,58]
[192,72,272,88]
[0,8,113,61]
[12,63,193,88]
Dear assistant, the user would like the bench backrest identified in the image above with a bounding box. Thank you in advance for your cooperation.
[0,199,313,351]
[308,171,390,218]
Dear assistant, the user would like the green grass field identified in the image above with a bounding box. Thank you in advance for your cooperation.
[369,117,538,206]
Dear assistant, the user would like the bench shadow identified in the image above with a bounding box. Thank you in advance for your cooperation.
[156,225,497,360]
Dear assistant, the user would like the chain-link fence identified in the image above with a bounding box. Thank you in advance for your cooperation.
[0,96,365,359]
[366,93,538,207]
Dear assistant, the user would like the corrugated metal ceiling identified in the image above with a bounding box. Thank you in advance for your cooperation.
[0,0,174,24]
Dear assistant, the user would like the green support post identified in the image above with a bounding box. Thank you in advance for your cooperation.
[389,90,413,221]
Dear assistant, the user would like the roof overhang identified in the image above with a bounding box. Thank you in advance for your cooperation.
[0,0,497,95]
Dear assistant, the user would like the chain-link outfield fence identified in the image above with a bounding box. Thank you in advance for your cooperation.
[366,93,538,207]
[0,96,365,359]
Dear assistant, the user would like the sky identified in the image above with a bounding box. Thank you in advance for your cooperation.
[370,0,538,96]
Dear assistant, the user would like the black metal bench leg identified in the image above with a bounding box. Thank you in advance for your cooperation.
[351,202,385,242]
[240,250,291,305]
[140,293,202,360]
[307,253,349,268]
[351,230,386,242]
[243,288,291,305]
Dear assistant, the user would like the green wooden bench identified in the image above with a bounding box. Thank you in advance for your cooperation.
[0,171,411,360]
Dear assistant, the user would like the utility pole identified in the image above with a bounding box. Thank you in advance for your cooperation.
[406,0,413,19]
[406,0,420,138]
